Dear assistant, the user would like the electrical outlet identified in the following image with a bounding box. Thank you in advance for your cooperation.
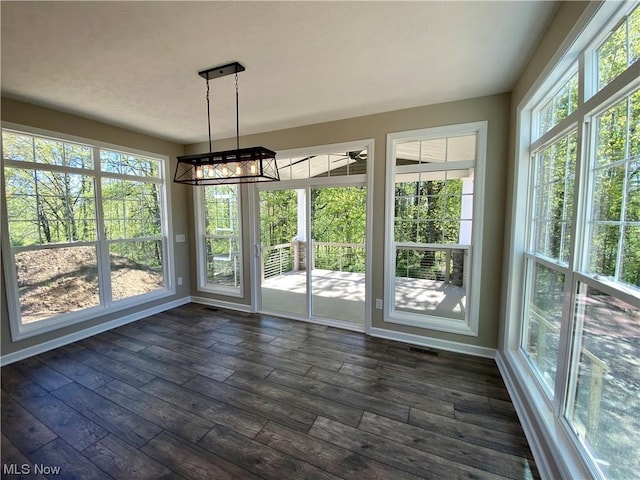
[375,298,383,309]
[177,277,183,286]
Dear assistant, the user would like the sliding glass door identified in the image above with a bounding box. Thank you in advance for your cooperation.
[254,142,370,330]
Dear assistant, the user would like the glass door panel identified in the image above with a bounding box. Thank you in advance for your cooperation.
[310,186,366,325]
[258,189,307,316]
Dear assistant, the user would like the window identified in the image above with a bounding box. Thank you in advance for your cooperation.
[2,127,172,339]
[385,122,486,335]
[510,2,639,478]
[195,184,242,295]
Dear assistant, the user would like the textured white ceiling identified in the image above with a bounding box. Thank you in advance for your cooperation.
[1,1,558,145]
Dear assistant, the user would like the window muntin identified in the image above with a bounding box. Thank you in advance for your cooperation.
[2,128,170,334]
[200,184,242,292]
[597,5,640,92]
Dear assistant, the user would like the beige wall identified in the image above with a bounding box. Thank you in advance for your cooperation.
[186,93,511,349]
[1,98,190,357]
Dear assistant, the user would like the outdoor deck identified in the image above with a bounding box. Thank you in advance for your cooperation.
[261,269,466,325]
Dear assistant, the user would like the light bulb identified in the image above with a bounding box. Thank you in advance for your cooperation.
[195,166,203,179]
[236,165,242,175]
[222,166,229,176]
[250,164,257,175]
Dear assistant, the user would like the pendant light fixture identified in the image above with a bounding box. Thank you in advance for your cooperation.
[174,62,279,185]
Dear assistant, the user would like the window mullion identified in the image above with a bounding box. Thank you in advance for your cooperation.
[93,147,112,307]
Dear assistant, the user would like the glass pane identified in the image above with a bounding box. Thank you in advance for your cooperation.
[110,240,164,301]
[100,150,160,177]
[536,72,578,137]
[64,143,93,169]
[522,262,564,394]
[311,187,366,325]
[394,173,472,246]
[2,131,34,162]
[4,168,96,246]
[598,17,628,90]
[446,135,476,162]
[34,137,65,166]
[395,140,422,165]
[420,138,447,163]
[596,98,627,167]
[102,178,161,240]
[631,6,640,65]
[394,246,467,320]
[259,189,305,316]
[205,185,238,235]
[588,224,620,278]
[15,245,100,324]
[567,285,640,479]
[631,90,640,158]
[592,165,624,221]
[627,160,640,222]
[621,225,640,287]
[206,237,241,288]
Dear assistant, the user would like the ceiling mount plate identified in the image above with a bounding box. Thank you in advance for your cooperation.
[198,61,245,81]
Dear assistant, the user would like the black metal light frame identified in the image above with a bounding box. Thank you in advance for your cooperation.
[174,62,279,185]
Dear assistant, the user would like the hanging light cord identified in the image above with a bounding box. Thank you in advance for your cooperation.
[206,78,212,153]
[235,72,240,151]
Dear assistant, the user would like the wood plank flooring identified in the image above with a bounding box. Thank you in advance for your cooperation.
[1,304,539,479]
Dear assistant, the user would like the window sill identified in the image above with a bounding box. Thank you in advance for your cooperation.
[384,310,478,336]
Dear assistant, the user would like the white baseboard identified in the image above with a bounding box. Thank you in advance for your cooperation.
[190,295,253,313]
[0,296,191,366]
[370,326,496,358]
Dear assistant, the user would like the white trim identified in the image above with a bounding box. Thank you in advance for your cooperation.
[190,295,253,313]
[384,121,487,336]
[0,296,191,366]
[370,326,495,359]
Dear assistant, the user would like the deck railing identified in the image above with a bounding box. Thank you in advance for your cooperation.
[262,241,365,280]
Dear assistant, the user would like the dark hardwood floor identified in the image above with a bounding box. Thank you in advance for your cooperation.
[1,304,539,479]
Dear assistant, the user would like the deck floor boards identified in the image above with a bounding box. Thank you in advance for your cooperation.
[1,304,539,479]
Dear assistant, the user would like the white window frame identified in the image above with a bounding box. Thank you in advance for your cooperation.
[194,184,243,297]
[1,122,175,341]
[501,2,640,479]
[384,121,487,336]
